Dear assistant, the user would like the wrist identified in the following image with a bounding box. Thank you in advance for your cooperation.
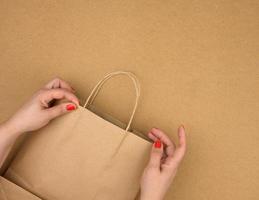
[1,119,23,137]
[140,193,164,200]
[140,197,163,200]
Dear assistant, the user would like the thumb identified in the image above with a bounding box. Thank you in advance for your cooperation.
[147,140,163,169]
[46,103,77,120]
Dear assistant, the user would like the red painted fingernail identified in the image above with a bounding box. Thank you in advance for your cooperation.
[66,104,76,111]
[154,140,161,148]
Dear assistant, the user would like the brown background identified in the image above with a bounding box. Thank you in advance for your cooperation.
[0,0,258,199]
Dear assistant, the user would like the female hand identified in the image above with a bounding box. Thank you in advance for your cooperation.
[4,77,80,136]
[3,78,79,134]
[140,126,186,200]
[0,78,79,168]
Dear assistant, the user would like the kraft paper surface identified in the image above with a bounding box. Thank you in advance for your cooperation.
[0,176,41,200]
[0,0,258,199]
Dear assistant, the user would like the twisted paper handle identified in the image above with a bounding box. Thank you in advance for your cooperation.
[83,71,140,132]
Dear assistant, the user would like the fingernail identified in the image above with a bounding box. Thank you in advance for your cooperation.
[66,104,76,111]
[179,125,185,137]
[153,127,159,130]
[154,140,161,148]
[180,124,185,130]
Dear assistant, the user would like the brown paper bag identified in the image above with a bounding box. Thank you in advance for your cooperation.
[0,176,41,200]
[5,71,151,200]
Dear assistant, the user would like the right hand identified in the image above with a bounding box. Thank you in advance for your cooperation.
[140,126,186,200]
[5,77,79,136]
[0,77,79,168]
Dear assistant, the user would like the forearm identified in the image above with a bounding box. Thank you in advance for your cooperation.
[0,121,22,168]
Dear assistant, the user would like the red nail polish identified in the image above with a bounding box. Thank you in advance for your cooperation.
[66,104,76,111]
[154,140,161,148]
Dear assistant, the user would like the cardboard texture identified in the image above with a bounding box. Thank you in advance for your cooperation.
[0,0,258,199]
[5,72,151,200]
[0,176,41,200]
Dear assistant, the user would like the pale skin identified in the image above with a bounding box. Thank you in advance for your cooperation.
[0,78,186,200]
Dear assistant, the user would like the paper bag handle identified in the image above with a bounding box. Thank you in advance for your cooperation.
[83,71,140,132]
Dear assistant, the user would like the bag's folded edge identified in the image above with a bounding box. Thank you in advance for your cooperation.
[0,176,42,200]
[88,104,151,142]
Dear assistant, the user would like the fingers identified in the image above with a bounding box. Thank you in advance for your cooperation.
[45,103,77,120]
[147,140,164,169]
[166,126,186,165]
[148,128,176,157]
[173,126,186,162]
[148,126,187,171]
[44,77,75,93]
[39,88,80,107]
